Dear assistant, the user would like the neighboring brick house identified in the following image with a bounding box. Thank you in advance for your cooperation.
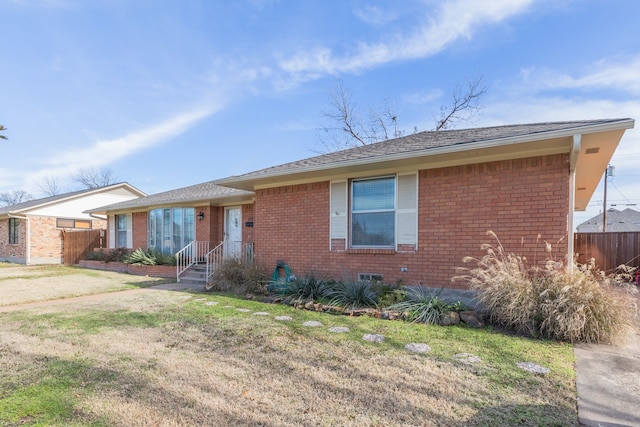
[91,119,634,289]
[86,181,254,254]
[214,119,634,288]
[0,183,145,264]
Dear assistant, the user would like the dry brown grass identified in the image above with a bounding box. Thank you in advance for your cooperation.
[456,231,639,344]
[0,285,578,426]
[0,265,168,307]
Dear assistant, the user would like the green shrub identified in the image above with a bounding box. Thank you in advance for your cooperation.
[372,281,407,308]
[124,248,176,266]
[208,259,267,295]
[455,231,638,344]
[328,280,377,311]
[387,286,461,324]
[85,248,130,263]
[282,273,331,304]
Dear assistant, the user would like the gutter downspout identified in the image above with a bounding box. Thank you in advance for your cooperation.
[8,213,30,265]
[567,135,581,273]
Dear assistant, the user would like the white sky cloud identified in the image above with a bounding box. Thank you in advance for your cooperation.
[278,0,534,80]
[17,105,218,191]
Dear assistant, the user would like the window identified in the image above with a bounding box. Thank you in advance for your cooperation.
[330,173,417,251]
[351,176,395,247]
[116,215,128,248]
[56,218,92,229]
[8,218,19,244]
[148,208,195,254]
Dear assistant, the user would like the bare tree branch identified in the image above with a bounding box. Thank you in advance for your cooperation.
[36,176,63,196]
[72,167,118,189]
[0,125,7,140]
[435,75,487,131]
[0,190,32,207]
[317,75,487,153]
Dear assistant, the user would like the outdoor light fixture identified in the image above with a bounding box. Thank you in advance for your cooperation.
[197,212,205,221]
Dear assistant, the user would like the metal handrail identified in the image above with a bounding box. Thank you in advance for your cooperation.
[178,240,255,285]
[176,241,211,282]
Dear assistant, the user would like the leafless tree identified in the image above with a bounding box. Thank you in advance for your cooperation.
[36,175,63,196]
[434,75,487,131]
[0,125,7,140]
[0,190,32,207]
[318,76,487,153]
[72,167,118,189]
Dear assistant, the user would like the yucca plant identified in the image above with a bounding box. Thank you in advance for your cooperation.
[282,273,331,304]
[327,280,377,311]
[387,286,459,324]
[125,248,157,265]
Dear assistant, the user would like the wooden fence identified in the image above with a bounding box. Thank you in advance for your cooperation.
[574,232,640,272]
[62,229,104,265]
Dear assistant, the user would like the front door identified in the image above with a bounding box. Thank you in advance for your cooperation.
[224,206,242,258]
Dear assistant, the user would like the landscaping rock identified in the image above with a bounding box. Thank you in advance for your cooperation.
[304,301,316,311]
[303,321,323,327]
[362,334,385,343]
[275,316,293,321]
[459,311,485,328]
[405,343,431,353]
[439,311,460,326]
[453,353,482,364]
[204,301,218,306]
[253,312,270,316]
[516,362,550,375]
[328,326,350,333]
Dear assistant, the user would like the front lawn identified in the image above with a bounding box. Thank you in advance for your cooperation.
[0,289,578,426]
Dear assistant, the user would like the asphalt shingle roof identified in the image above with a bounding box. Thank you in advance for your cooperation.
[0,183,142,215]
[87,181,253,212]
[220,119,629,181]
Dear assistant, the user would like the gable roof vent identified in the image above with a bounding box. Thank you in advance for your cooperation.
[585,147,600,154]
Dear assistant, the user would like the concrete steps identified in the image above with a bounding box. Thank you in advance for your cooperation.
[178,264,207,286]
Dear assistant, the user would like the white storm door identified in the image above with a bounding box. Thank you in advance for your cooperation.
[224,206,242,258]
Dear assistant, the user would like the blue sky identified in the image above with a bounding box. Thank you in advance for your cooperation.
[1,0,639,228]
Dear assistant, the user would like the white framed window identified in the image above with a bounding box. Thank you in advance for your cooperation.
[351,176,396,248]
[109,214,132,249]
[330,172,418,251]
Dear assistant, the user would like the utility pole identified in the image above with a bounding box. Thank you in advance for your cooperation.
[602,165,614,232]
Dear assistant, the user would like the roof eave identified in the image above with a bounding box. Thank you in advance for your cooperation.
[215,119,635,191]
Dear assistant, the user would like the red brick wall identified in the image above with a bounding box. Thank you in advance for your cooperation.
[0,218,27,262]
[132,212,147,249]
[253,154,570,289]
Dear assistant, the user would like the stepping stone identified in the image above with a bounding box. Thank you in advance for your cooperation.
[362,334,385,343]
[303,321,323,327]
[275,316,293,321]
[453,353,482,363]
[253,312,270,316]
[328,326,350,333]
[516,362,550,375]
[405,343,431,353]
[204,301,218,306]
[223,305,234,308]
[193,298,206,301]
[236,308,251,313]
[178,296,192,299]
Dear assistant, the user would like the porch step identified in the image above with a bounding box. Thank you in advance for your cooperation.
[178,264,208,285]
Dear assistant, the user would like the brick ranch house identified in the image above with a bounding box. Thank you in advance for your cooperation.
[0,183,145,264]
[89,119,634,289]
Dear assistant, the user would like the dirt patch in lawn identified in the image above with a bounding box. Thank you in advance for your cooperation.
[0,265,171,307]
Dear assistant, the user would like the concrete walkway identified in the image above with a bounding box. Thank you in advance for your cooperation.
[575,322,640,426]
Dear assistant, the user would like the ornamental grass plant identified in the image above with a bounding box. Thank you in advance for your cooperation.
[455,231,638,344]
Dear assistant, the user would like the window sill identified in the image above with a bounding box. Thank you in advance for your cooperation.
[347,248,396,255]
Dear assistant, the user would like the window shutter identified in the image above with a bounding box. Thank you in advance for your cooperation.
[126,214,133,248]
[330,180,348,244]
[108,216,115,249]
[396,173,418,246]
